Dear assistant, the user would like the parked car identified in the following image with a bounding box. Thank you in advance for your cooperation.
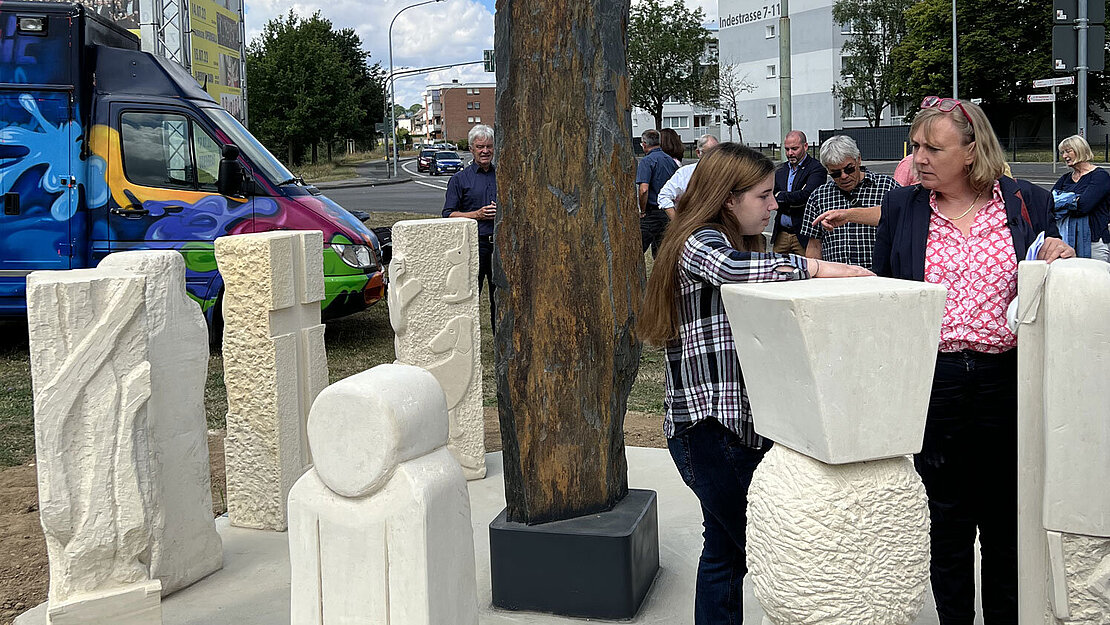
[445,143,458,150]
[417,148,437,172]
[431,151,464,176]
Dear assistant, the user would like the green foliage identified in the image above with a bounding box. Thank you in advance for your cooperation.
[628,0,718,131]
[832,0,914,127]
[889,0,1109,131]
[245,11,386,165]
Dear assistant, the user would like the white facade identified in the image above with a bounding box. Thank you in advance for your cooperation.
[631,32,723,145]
[717,0,907,145]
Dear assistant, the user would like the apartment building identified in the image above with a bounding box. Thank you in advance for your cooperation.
[421,80,495,145]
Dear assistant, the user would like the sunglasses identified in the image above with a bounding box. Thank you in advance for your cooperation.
[828,163,857,179]
[920,96,975,129]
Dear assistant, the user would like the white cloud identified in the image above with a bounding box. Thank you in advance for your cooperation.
[244,1,711,113]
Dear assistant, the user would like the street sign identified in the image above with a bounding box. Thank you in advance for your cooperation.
[483,49,495,72]
[1027,93,1057,103]
[1033,76,1076,87]
[1052,25,1107,72]
[1053,0,1105,24]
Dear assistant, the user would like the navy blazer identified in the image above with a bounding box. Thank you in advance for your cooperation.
[773,155,828,236]
[873,176,1061,281]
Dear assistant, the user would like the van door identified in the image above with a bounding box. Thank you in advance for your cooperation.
[102,103,253,309]
[0,90,74,279]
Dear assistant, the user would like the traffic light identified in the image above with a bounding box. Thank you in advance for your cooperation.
[484,49,495,73]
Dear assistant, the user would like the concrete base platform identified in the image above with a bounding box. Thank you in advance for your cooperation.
[19,448,976,624]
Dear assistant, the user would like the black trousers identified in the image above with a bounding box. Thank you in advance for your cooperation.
[640,208,669,257]
[916,349,1017,625]
[478,235,495,333]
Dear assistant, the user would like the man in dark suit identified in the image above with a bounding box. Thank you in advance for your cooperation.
[772,130,827,254]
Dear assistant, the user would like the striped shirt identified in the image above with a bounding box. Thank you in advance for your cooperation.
[800,172,899,269]
[663,228,811,447]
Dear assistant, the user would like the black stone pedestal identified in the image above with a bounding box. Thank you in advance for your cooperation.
[489,489,659,620]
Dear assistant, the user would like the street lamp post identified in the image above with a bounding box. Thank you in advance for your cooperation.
[389,0,445,178]
[951,0,958,98]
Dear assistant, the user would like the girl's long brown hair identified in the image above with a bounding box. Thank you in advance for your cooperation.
[639,143,774,345]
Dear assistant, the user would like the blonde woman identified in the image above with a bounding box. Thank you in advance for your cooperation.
[640,142,870,624]
[1053,134,1110,261]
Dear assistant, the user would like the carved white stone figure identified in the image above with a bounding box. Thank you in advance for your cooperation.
[215,230,329,531]
[99,251,222,593]
[288,363,478,625]
[390,218,485,479]
[720,277,946,625]
[26,268,164,625]
[1016,259,1110,624]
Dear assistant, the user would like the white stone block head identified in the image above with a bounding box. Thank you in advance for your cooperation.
[307,363,449,498]
[1039,259,1110,537]
[720,277,946,464]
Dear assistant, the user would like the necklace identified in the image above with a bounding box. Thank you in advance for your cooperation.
[951,189,983,220]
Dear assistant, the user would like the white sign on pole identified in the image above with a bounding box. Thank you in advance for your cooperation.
[1033,76,1076,88]
[1027,93,1057,103]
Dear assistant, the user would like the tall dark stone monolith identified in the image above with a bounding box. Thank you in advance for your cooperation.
[493,0,642,526]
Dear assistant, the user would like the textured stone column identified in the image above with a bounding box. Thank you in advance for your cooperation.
[389,218,485,479]
[26,268,163,625]
[494,0,641,525]
[215,231,329,531]
[720,277,946,624]
[288,364,477,625]
[99,251,222,593]
[1016,259,1110,624]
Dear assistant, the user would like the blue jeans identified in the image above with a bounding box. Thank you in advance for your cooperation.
[668,419,769,625]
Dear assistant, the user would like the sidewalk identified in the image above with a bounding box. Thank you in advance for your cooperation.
[312,157,413,190]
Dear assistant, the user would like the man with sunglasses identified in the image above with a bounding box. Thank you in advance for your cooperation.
[799,135,897,269]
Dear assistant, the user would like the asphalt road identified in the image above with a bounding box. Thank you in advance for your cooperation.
[320,156,468,215]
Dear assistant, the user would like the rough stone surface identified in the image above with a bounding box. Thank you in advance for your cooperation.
[26,268,159,614]
[1054,534,1110,623]
[289,363,478,625]
[99,251,222,593]
[747,445,930,625]
[390,218,485,480]
[215,231,328,531]
[720,277,947,464]
[494,0,641,524]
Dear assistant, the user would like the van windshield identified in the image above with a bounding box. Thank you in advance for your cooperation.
[204,107,297,186]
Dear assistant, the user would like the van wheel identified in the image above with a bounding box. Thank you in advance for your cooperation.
[208,290,224,350]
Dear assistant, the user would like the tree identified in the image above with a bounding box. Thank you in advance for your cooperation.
[831,0,914,127]
[246,11,384,164]
[889,0,1108,134]
[628,0,718,131]
[718,60,754,142]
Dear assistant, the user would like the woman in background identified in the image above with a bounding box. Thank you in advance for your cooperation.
[640,142,870,624]
[660,127,685,166]
[1053,134,1110,261]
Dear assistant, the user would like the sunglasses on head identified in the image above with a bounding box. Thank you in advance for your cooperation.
[920,96,975,129]
[829,163,857,179]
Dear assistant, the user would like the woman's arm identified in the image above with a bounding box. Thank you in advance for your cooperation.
[681,229,811,286]
[1071,168,1110,216]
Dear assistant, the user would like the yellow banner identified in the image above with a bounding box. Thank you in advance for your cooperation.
[189,0,245,119]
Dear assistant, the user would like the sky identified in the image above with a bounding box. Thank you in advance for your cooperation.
[243,0,717,112]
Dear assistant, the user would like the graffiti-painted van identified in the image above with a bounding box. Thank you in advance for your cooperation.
[0,2,385,328]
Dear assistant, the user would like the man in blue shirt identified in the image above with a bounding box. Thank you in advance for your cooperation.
[772,130,827,254]
[636,129,680,256]
[443,124,497,329]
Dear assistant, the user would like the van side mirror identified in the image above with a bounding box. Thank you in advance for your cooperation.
[218,144,244,197]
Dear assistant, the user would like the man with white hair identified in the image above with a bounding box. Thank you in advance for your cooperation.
[798,135,897,269]
[658,134,720,220]
[443,124,497,328]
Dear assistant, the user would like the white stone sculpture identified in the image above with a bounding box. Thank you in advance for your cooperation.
[99,251,222,593]
[288,363,478,625]
[215,230,329,531]
[1016,259,1110,624]
[720,276,946,625]
[26,268,164,625]
[389,218,485,479]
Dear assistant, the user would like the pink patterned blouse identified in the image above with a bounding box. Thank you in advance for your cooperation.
[924,182,1018,353]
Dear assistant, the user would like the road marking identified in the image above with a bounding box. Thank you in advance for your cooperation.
[414,180,448,190]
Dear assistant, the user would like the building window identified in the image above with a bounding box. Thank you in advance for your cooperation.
[840,21,856,34]
[842,100,868,120]
[473,102,480,110]
[694,114,711,128]
[475,117,481,123]
[767,103,778,117]
[766,24,776,38]
[662,116,689,129]
[467,102,473,109]
[766,64,777,79]
[468,116,474,123]
[665,96,682,104]
[472,88,480,94]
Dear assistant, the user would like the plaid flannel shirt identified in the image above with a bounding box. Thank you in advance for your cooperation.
[800,172,899,269]
[663,228,811,447]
